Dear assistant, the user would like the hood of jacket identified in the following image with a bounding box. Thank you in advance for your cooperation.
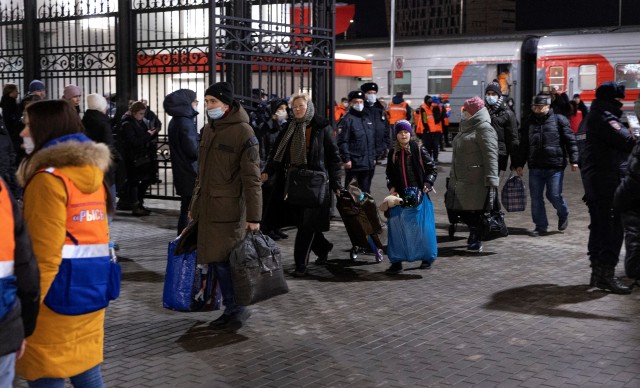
[163,89,198,118]
[211,101,250,130]
[17,136,110,192]
[460,107,491,133]
[391,95,404,104]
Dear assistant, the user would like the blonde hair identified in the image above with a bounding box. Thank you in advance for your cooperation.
[289,93,311,106]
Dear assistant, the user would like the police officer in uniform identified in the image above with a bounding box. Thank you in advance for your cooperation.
[337,90,378,193]
[361,82,390,163]
[578,81,636,294]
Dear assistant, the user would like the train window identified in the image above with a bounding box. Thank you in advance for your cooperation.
[579,65,597,90]
[615,63,640,89]
[387,71,411,95]
[427,69,452,94]
[548,66,565,92]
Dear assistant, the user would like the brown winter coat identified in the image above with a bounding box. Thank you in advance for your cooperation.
[190,103,262,263]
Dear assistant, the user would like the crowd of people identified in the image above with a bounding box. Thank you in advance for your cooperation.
[1,76,640,386]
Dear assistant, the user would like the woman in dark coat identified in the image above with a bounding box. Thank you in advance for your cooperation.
[82,93,117,187]
[120,101,158,216]
[614,139,640,283]
[163,89,199,234]
[262,93,343,276]
[1,83,23,164]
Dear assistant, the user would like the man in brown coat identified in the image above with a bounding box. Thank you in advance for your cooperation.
[189,82,262,330]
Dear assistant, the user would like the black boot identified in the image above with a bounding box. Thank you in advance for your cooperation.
[131,202,151,217]
[594,264,631,294]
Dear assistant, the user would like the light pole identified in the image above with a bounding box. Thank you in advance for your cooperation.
[390,0,395,97]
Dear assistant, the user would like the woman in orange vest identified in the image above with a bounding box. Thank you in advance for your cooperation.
[416,95,443,163]
[16,100,117,387]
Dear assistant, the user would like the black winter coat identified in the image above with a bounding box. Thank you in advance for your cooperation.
[579,98,635,202]
[0,117,20,199]
[386,140,437,194]
[258,118,285,170]
[364,101,390,157]
[0,95,21,148]
[119,115,155,180]
[487,102,519,170]
[516,111,578,170]
[337,109,377,171]
[164,90,199,197]
[264,115,343,232]
[0,180,40,357]
[82,109,117,185]
[614,142,640,279]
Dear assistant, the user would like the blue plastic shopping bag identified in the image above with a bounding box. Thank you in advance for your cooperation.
[163,238,221,311]
[387,198,438,264]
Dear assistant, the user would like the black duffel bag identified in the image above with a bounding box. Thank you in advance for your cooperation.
[479,188,509,241]
[230,231,289,305]
[283,167,327,208]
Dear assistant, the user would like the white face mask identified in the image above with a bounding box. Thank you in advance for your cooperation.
[366,94,376,104]
[23,136,35,154]
[352,103,364,112]
[444,103,450,108]
[207,106,225,120]
[485,95,499,106]
[342,102,348,108]
[275,110,288,123]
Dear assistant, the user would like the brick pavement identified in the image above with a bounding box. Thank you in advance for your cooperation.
[15,150,640,387]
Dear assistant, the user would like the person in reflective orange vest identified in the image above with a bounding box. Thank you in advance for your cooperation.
[16,100,116,385]
[0,177,39,387]
[334,97,348,122]
[415,95,443,163]
[442,99,452,148]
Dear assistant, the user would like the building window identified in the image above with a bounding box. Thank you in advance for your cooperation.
[427,69,452,94]
[615,63,640,90]
[578,65,597,90]
[387,70,411,95]
[548,66,564,92]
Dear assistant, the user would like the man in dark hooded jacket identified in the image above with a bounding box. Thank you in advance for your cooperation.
[164,89,199,234]
[579,81,636,294]
[485,80,519,172]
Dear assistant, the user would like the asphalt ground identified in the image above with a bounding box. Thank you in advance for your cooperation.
[15,148,640,387]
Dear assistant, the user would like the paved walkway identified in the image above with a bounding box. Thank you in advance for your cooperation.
[16,150,640,387]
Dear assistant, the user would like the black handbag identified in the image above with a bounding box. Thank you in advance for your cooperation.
[283,167,327,208]
[229,231,289,306]
[479,188,509,241]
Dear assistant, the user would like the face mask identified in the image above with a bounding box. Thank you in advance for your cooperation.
[23,136,35,154]
[366,94,376,104]
[534,112,547,119]
[352,103,364,112]
[207,107,225,120]
[485,95,499,106]
[275,111,287,124]
[342,102,348,108]
[444,103,450,108]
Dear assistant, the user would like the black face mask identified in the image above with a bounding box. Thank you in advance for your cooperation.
[533,112,547,119]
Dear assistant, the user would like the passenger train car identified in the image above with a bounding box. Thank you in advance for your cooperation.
[336,28,640,126]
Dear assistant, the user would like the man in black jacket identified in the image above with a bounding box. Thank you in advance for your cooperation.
[0,177,40,386]
[515,94,579,236]
[579,81,636,294]
[485,80,519,172]
[337,90,378,193]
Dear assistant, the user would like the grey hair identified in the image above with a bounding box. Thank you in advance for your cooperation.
[290,92,311,105]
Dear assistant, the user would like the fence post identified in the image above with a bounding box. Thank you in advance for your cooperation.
[116,0,137,119]
[22,0,39,91]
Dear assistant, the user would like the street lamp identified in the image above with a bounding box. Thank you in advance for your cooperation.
[345,19,354,40]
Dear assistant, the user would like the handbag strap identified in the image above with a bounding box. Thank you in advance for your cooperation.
[401,148,408,188]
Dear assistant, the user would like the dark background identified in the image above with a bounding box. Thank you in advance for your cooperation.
[342,0,640,38]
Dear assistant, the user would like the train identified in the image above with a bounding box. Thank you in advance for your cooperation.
[335,28,640,127]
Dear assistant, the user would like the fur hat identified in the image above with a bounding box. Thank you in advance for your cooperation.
[463,96,485,116]
[205,82,234,105]
[595,81,625,101]
[63,84,82,100]
[348,90,365,101]
[394,119,412,136]
[86,93,108,112]
[485,80,502,96]
[360,82,378,93]
[29,79,45,92]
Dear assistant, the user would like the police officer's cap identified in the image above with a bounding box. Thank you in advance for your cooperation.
[360,83,378,93]
[348,90,365,101]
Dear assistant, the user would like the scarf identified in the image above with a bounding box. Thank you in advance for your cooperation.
[273,100,315,166]
[487,95,505,116]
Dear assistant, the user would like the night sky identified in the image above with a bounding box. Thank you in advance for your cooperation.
[341,0,640,38]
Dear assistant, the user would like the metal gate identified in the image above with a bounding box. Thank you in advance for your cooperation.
[1,0,335,200]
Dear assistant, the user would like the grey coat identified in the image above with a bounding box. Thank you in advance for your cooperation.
[190,103,262,263]
[447,108,499,211]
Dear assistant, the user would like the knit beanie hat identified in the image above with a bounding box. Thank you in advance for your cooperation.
[205,82,234,105]
[270,98,287,114]
[29,79,45,92]
[463,96,485,116]
[424,95,432,104]
[86,93,108,112]
[394,119,412,136]
[485,80,502,96]
[63,84,82,100]
[595,81,625,101]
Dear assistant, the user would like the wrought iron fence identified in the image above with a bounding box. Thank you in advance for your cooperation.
[0,0,335,200]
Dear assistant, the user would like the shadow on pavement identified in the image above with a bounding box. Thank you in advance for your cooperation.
[437,246,497,258]
[120,258,165,283]
[484,283,629,321]
[176,323,248,352]
[287,264,423,282]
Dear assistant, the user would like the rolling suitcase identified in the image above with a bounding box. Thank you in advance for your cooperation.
[336,184,385,262]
